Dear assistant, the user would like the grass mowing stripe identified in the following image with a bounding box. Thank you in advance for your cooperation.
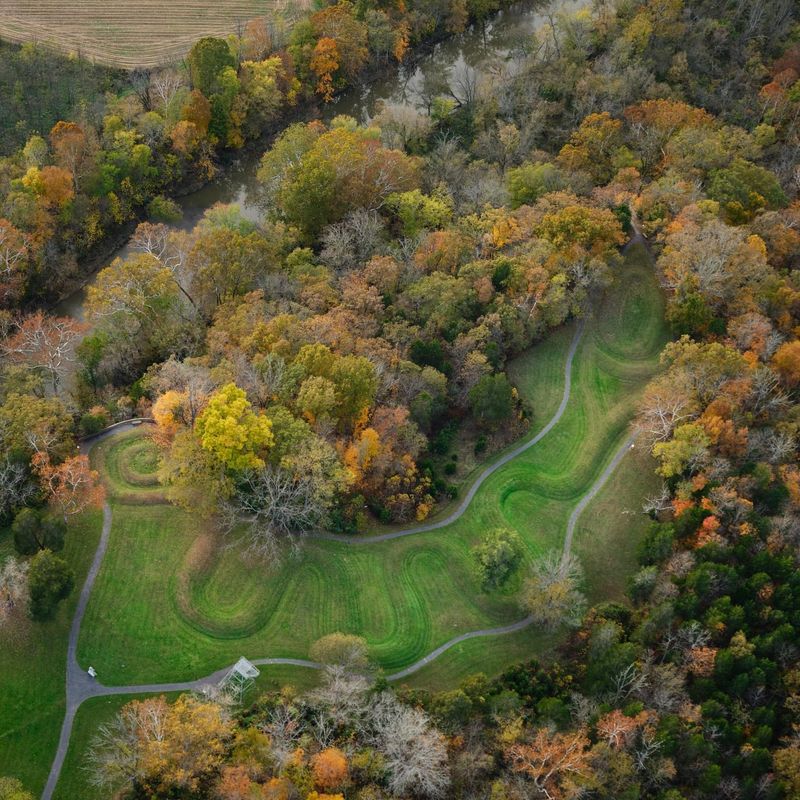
[39,244,668,796]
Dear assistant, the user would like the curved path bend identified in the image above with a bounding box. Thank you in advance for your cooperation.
[42,311,640,799]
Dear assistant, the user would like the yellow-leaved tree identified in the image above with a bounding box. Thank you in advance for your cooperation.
[195,383,273,470]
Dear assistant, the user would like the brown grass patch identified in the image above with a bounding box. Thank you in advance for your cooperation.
[0,0,310,69]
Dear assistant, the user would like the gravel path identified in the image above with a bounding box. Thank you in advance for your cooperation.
[41,309,640,798]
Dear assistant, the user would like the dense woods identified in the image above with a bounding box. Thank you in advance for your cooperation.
[2,0,800,797]
[0,0,517,305]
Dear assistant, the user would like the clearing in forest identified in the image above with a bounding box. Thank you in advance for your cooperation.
[77,243,667,685]
[0,0,299,69]
[0,243,667,797]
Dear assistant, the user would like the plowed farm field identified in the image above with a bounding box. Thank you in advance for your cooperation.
[0,0,299,69]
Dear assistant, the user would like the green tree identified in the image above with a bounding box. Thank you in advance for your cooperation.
[469,373,514,429]
[708,158,787,222]
[386,189,453,237]
[506,162,565,208]
[12,508,66,556]
[187,37,236,97]
[28,549,74,620]
[331,356,379,426]
[472,527,524,590]
[666,291,713,337]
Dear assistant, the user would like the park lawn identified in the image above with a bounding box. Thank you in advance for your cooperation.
[0,510,102,795]
[76,243,667,690]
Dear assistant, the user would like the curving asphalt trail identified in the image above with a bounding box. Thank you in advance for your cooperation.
[41,309,641,799]
[313,319,585,544]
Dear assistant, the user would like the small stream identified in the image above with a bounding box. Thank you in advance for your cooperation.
[56,0,584,320]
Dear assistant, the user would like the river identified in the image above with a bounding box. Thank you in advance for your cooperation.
[56,0,583,320]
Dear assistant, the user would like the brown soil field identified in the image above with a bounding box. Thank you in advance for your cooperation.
[0,0,302,69]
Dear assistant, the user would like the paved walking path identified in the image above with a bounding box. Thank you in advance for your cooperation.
[41,310,640,799]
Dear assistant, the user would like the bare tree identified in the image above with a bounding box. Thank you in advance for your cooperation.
[369,693,450,798]
[449,62,479,109]
[0,220,28,304]
[320,209,385,272]
[637,661,689,715]
[0,457,37,520]
[642,485,672,517]
[374,102,432,150]
[1,312,85,393]
[606,662,648,705]
[220,466,324,563]
[261,704,303,769]
[636,377,698,447]
[306,665,373,729]
[130,68,153,111]
[149,357,214,427]
[150,69,185,112]
[131,223,197,310]
[86,700,156,789]
[0,557,29,625]
[748,367,790,418]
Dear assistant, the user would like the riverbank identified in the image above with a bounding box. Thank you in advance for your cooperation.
[54,0,585,319]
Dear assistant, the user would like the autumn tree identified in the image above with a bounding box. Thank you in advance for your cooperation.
[89,694,233,794]
[1,312,86,392]
[310,633,370,670]
[557,112,627,184]
[310,1,369,80]
[774,741,800,799]
[0,392,73,460]
[772,340,800,387]
[0,778,34,800]
[195,383,273,470]
[259,120,419,238]
[33,453,105,521]
[49,120,93,189]
[522,550,586,630]
[148,357,214,428]
[507,727,594,799]
[0,777,34,800]
[311,38,340,101]
[213,765,255,800]
[85,254,181,330]
[160,429,228,517]
[311,747,349,790]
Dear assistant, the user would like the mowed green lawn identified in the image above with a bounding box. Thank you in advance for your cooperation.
[0,512,102,792]
[76,243,667,688]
